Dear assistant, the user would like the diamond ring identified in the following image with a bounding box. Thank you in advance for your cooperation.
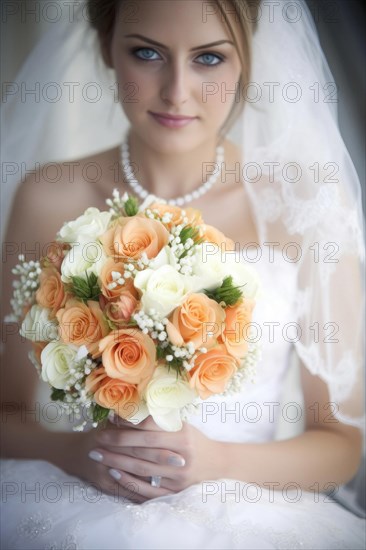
[150,475,162,488]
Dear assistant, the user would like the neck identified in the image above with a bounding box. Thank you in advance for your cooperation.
[125,130,224,200]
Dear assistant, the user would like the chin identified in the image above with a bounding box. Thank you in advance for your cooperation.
[141,126,205,154]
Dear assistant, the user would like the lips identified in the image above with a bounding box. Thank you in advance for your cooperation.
[149,111,197,121]
[148,111,197,128]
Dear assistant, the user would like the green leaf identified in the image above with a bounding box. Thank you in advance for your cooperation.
[92,404,110,423]
[157,344,185,374]
[179,225,202,246]
[204,276,244,307]
[124,196,139,216]
[70,272,101,302]
[51,388,66,401]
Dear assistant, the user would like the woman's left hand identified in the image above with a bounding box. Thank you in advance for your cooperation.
[88,416,224,502]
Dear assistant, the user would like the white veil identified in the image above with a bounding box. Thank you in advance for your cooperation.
[242,1,365,430]
[1,1,364,430]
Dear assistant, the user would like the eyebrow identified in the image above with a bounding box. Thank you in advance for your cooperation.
[123,34,234,51]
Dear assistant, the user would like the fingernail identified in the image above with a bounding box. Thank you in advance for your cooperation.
[168,455,186,467]
[88,450,104,462]
[109,468,122,480]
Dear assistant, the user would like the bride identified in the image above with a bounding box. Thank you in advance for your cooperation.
[1,0,365,548]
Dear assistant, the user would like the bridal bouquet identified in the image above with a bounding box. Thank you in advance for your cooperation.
[9,191,260,431]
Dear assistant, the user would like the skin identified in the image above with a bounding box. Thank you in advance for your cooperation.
[1,0,362,504]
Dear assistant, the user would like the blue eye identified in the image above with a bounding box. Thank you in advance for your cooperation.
[196,53,223,66]
[133,48,161,61]
[130,48,224,66]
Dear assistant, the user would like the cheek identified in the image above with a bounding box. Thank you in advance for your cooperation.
[114,59,158,101]
[201,65,241,116]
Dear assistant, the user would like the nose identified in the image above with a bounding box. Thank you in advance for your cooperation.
[160,59,190,107]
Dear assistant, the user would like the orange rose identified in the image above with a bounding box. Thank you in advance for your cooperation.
[98,328,155,386]
[99,257,139,300]
[148,203,203,229]
[100,216,169,261]
[201,224,236,251]
[189,344,238,399]
[104,292,139,325]
[168,293,225,349]
[36,267,67,318]
[85,366,141,419]
[220,299,255,359]
[56,298,109,348]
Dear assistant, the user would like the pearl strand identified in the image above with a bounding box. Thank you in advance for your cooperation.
[120,138,224,206]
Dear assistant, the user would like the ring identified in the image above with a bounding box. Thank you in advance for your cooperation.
[150,475,162,488]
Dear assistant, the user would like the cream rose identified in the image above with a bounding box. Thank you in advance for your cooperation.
[192,243,259,299]
[148,245,179,270]
[226,259,259,300]
[41,341,79,389]
[20,305,59,342]
[61,239,106,283]
[134,265,193,318]
[144,366,197,431]
[58,207,111,243]
[191,243,226,290]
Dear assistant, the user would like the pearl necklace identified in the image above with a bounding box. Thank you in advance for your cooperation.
[120,138,225,206]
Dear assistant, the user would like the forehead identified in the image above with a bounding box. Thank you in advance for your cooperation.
[115,0,233,44]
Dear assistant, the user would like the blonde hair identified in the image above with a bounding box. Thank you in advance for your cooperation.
[87,0,261,136]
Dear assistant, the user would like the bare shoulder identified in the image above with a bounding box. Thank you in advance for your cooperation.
[11,146,121,240]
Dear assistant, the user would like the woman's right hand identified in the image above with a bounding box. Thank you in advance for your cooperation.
[65,423,141,503]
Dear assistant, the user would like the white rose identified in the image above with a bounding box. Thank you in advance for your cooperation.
[41,341,79,389]
[148,245,178,270]
[20,305,58,342]
[144,366,197,431]
[191,242,226,289]
[134,264,192,318]
[61,239,106,283]
[58,207,111,243]
[192,243,259,299]
[225,257,259,299]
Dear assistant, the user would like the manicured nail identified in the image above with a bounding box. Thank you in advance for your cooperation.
[88,450,103,462]
[109,468,122,480]
[168,455,186,467]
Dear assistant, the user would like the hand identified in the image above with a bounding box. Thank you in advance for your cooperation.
[88,416,224,503]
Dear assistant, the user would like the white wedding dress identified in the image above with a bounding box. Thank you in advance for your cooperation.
[1,252,365,550]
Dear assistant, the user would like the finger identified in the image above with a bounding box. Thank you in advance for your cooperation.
[96,428,182,451]
[100,445,186,468]
[108,468,174,500]
[104,476,146,504]
[83,462,145,504]
[109,414,163,431]
[89,448,181,481]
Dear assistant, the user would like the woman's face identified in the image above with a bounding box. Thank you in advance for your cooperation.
[110,0,242,153]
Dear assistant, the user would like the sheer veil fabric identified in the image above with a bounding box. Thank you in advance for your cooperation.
[1,0,365,515]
